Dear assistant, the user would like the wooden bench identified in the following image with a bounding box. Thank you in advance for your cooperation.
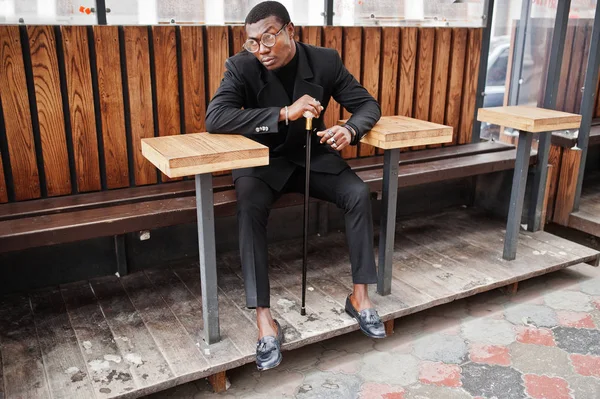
[0,141,528,255]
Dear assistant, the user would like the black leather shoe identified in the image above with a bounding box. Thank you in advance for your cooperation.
[345,294,386,339]
[256,319,284,371]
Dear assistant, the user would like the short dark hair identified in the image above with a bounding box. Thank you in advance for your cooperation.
[245,1,291,26]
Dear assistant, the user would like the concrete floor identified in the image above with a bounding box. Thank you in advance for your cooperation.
[147,263,600,399]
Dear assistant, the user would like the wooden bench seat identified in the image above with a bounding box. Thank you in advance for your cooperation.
[0,141,531,253]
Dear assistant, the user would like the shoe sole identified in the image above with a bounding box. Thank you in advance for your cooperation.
[256,354,282,371]
[345,308,387,339]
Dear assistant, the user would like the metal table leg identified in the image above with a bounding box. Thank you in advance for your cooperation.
[503,132,533,261]
[377,148,400,296]
[195,173,220,344]
[527,131,552,231]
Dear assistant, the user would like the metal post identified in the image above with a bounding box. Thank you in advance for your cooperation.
[324,0,334,26]
[377,148,399,296]
[527,0,572,231]
[472,0,495,143]
[504,132,533,261]
[542,0,572,110]
[95,0,108,25]
[508,0,532,107]
[195,173,220,344]
[574,2,600,210]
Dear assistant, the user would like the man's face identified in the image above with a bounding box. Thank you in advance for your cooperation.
[245,16,295,70]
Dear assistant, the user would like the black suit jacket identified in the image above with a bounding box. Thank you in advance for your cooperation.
[205,42,381,191]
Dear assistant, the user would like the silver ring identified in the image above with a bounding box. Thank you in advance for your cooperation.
[327,129,334,138]
[314,98,320,104]
[330,137,336,144]
[332,142,337,149]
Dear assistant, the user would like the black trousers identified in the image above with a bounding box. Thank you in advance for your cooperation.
[235,167,377,308]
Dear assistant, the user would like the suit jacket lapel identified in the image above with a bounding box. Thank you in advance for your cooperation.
[257,67,290,107]
[293,43,324,104]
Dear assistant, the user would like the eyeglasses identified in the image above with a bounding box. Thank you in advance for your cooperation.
[243,23,288,53]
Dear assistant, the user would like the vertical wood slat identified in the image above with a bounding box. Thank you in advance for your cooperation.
[0,154,7,202]
[152,26,181,182]
[61,26,101,193]
[379,27,400,118]
[553,147,581,226]
[429,28,452,148]
[206,26,230,176]
[28,26,72,197]
[323,26,342,131]
[301,26,322,46]
[575,21,592,114]
[0,25,41,200]
[378,27,400,156]
[93,26,129,189]
[180,26,207,135]
[359,27,381,157]
[398,27,417,118]
[459,28,482,145]
[546,144,563,222]
[412,28,435,150]
[556,24,576,112]
[231,25,246,56]
[565,21,587,113]
[207,26,229,100]
[446,28,467,146]
[124,26,157,186]
[341,27,361,160]
[413,28,434,121]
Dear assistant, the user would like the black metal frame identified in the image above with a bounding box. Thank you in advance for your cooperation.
[574,2,600,210]
[324,0,334,26]
[527,0,572,232]
[472,0,495,143]
[95,0,108,25]
[507,0,532,108]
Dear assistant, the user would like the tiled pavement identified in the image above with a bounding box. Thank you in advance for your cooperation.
[148,263,600,399]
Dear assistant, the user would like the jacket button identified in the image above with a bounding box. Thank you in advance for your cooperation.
[255,127,260,132]
[265,127,269,131]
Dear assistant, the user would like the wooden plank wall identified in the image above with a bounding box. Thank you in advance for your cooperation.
[0,25,482,203]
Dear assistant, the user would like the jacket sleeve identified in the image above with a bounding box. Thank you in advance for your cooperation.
[205,58,281,134]
[331,52,381,143]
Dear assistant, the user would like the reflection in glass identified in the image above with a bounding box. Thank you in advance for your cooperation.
[0,0,97,24]
[333,0,485,27]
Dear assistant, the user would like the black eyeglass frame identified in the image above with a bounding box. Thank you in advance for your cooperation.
[243,23,289,53]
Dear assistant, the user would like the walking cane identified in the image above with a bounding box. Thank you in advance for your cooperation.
[301,111,313,316]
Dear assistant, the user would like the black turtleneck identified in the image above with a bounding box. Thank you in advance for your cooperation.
[273,48,299,102]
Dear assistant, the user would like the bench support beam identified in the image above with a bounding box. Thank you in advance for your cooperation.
[196,173,220,344]
[114,235,128,276]
[377,149,399,296]
[504,132,533,260]
[207,371,228,393]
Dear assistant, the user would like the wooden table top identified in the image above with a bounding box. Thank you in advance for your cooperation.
[141,133,269,178]
[345,116,453,150]
[477,106,582,133]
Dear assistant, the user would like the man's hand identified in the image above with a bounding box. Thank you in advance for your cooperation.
[317,125,352,152]
[286,95,324,121]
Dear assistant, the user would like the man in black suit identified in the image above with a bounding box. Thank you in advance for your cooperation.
[206,1,385,370]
